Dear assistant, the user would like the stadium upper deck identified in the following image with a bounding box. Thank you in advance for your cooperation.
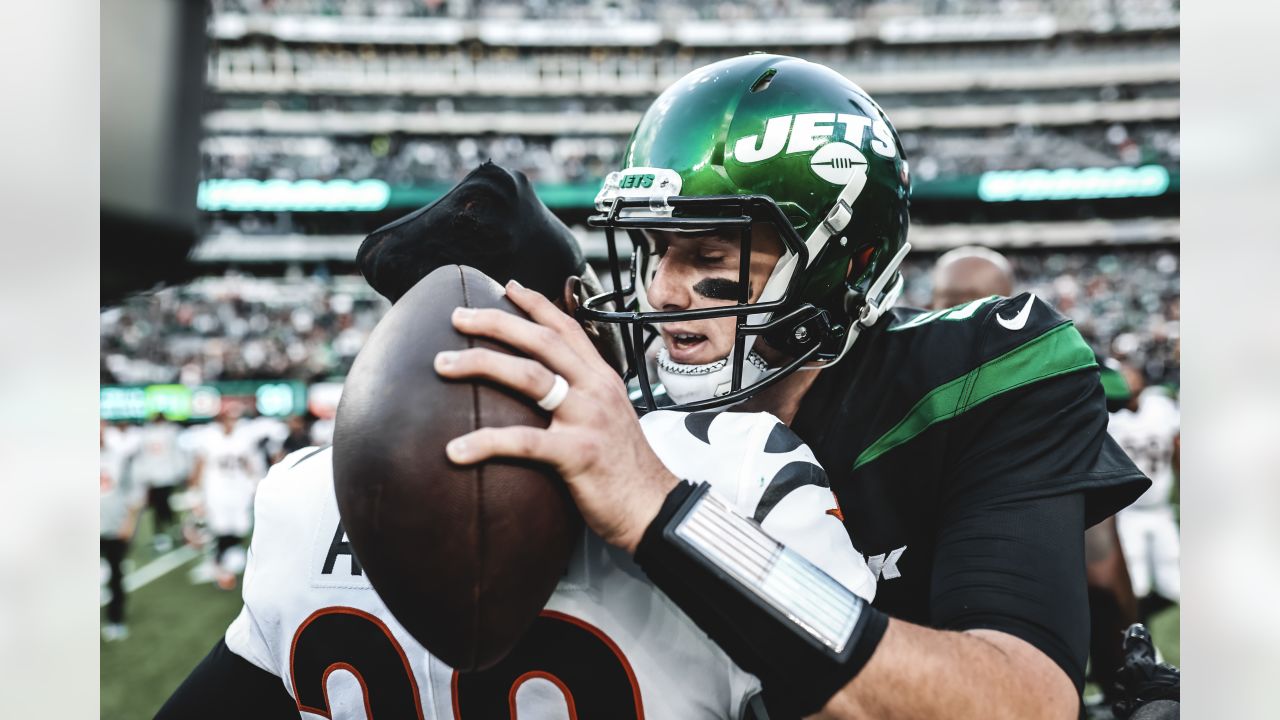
[195,0,1180,261]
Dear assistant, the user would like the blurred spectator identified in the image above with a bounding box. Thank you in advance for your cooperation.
[310,415,336,446]
[277,414,315,461]
[101,420,144,641]
[186,406,267,591]
[1108,361,1181,623]
[929,245,1014,309]
[128,414,191,553]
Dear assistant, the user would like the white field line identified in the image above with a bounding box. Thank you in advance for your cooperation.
[101,545,201,606]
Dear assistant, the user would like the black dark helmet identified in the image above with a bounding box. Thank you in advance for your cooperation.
[358,162,586,303]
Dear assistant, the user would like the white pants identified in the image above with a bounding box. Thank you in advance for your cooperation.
[1117,505,1180,600]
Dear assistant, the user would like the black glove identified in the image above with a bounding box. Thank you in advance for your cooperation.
[1111,624,1180,719]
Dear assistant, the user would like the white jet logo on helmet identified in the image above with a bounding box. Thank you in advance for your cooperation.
[810,142,869,187]
[733,112,897,177]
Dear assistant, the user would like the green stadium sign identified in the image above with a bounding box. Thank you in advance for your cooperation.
[195,166,1176,213]
[100,381,306,421]
[197,179,391,212]
[977,165,1172,202]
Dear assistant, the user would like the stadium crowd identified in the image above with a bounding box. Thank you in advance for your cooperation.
[210,0,1179,24]
[100,275,388,386]
[101,247,1178,389]
[203,134,621,187]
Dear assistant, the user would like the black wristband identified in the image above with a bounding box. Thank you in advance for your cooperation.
[636,481,887,717]
[635,479,701,563]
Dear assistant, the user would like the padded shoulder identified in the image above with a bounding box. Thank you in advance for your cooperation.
[250,446,334,562]
[890,292,1066,340]
[971,292,1083,365]
[852,294,1097,471]
[883,293,1091,385]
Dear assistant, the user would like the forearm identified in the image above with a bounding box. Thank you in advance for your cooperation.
[634,482,1082,720]
[813,621,1077,720]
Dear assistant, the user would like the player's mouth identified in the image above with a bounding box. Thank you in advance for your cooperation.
[661,327,714,364]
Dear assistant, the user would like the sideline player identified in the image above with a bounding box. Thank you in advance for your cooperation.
[1108,361,1180,621]
[129,412,190,552]
[187,405,266,590]
[158,162,873,718]
[101,419,143,641]
[928,245,1014,309]
[435,55,1150,719]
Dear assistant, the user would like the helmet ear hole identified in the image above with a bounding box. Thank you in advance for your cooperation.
[847,244,875,280]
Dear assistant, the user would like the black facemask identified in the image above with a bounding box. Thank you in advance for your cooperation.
[357,161,586,303]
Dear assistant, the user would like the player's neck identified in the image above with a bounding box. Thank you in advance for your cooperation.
[739,339,825,424]
[737,366,822,426]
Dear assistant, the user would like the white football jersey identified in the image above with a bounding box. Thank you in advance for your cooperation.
[100,444,141,538]
[192,424,267,486]
[193,424,268,536]
[226,411,873,719]
[130,421,189,487]
[1108,388,1179,509]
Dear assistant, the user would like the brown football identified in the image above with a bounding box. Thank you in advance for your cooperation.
[333,264,579,671]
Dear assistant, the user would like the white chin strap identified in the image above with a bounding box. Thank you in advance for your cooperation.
[656,345,772,406]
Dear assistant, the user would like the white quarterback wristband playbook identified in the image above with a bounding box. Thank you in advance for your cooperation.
[674,488,863,654]
[634,480,890,717]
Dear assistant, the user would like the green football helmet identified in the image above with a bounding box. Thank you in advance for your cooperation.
[579,54,912,411]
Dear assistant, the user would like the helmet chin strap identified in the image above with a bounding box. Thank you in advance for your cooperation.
[656,345,772,406]
[843,241,910,344]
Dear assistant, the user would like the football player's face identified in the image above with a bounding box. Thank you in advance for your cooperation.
[644,225,785,365]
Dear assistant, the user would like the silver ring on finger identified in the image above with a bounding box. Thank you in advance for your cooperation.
[536,373,570,412]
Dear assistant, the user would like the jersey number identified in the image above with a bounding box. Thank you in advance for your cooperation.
[289,606,425,719]
[451,610,644,719]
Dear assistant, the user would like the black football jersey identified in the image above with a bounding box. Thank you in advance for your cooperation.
[791,292,1149,686]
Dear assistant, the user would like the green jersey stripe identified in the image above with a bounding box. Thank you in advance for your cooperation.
[1099,364,1131,402]
[852,322,1097,470]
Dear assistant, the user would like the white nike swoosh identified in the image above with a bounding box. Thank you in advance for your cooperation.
[996,294,1036,330]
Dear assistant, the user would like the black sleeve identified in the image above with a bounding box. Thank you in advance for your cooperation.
[156,637,299,720]
[932,366,1148,691]
[931,489,1090,690]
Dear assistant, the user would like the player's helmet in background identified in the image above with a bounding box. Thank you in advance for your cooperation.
[579,54,911,412]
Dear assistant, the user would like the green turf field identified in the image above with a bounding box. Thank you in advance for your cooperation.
[101,509,1181,719]
[101,512,245,720]
[1149,603,1180,668]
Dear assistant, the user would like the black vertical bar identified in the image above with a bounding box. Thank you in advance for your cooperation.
[605,226,637,369]
[731,222,753,393]
[633,321,657,412]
